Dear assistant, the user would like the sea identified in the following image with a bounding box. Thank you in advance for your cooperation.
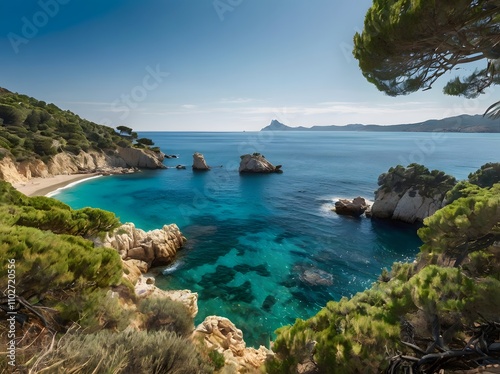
[53,131,500,347]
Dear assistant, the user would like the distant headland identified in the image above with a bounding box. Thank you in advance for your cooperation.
[261,114,500,133]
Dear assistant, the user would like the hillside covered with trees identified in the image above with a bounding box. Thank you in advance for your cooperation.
[0,88,163,181]
[0,87,132,161]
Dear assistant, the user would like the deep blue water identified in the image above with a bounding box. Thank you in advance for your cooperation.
[54,131,499,346]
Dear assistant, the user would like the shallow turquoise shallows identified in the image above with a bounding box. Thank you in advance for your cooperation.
[54,131,500,347]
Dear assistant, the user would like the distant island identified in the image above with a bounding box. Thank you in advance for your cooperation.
[261,114,500,133]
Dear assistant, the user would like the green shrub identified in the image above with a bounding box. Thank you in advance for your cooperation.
[0,103,23,125]
[208,349,225,370]
[57,289,132,331]
[138,297,194,336]
[28,330,213,373]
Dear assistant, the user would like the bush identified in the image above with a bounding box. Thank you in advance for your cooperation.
[0,103,23,125]
[57,289,133,331]
[138,297,194,336]
[24,329,214,373]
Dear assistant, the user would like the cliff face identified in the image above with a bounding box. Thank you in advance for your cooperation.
[371,164,457,223]
[0,147,164,184]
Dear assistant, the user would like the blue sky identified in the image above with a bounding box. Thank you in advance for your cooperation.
[0,0,492,131]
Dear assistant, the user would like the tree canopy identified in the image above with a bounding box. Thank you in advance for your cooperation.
[353,0,500,105]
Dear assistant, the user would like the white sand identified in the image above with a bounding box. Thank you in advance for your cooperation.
[12,174,101,197]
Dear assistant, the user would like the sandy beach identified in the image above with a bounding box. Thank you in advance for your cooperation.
[13,174,101,197]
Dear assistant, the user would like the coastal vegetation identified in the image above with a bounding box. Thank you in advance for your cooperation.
[0,87,156,165]
[267,167,500,373]
[353,0,500,104]
[0,180,216,373]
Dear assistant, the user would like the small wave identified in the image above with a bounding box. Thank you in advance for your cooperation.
[162,261,183,275]
[46,175,103,197]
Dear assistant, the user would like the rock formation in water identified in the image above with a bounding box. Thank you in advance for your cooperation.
[193,316,271,372]
[192,152,210,171]
[334,197,370,217]
[103,222,186,268]
[371,164,456,223]
[239,153,282,173]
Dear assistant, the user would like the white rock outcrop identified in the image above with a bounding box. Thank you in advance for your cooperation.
[192,152,210,170]
[117,147,165,169]
[239,153,282,173]
[372,189,445,223]
[370,164,456,223]
[194,316,271,372]
[104,222,186,267]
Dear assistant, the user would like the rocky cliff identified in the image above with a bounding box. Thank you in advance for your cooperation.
[371,164,456,223]
[0,147,164,184]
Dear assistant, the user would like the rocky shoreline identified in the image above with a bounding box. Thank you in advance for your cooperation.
[102,221,271,371]
[333,164,458,224]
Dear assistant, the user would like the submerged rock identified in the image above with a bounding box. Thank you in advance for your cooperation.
[295,265,333,286]
[239,153,282,173]
[192,152,210,171]
[262,295,277,312]
[334,197,370,217]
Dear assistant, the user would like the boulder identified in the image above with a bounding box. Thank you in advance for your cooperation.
[334,197,369,217]
[134,275,198,318]
[193,316,271,372]
[371,164,456,223]
[239,153,282,173]
[103,222,186,268]
[192,152,210,171]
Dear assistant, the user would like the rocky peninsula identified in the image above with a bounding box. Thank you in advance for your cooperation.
[370,164,456,223]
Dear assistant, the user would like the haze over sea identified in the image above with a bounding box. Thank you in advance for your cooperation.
[55,131,499,346]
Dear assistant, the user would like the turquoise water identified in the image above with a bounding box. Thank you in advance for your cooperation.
[55,131,500,346]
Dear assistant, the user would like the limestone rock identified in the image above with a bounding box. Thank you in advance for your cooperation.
[117,147,165,169]
[334,197,369,217]
[239,153,282,173]
[192,152,210,171]
[104,222,186,268]
[0,155,28,184]
[122,259,149,284]
[371,164,456,223]
[0,150,133,185]
[134,275,198,318]
[194,316,271,372]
